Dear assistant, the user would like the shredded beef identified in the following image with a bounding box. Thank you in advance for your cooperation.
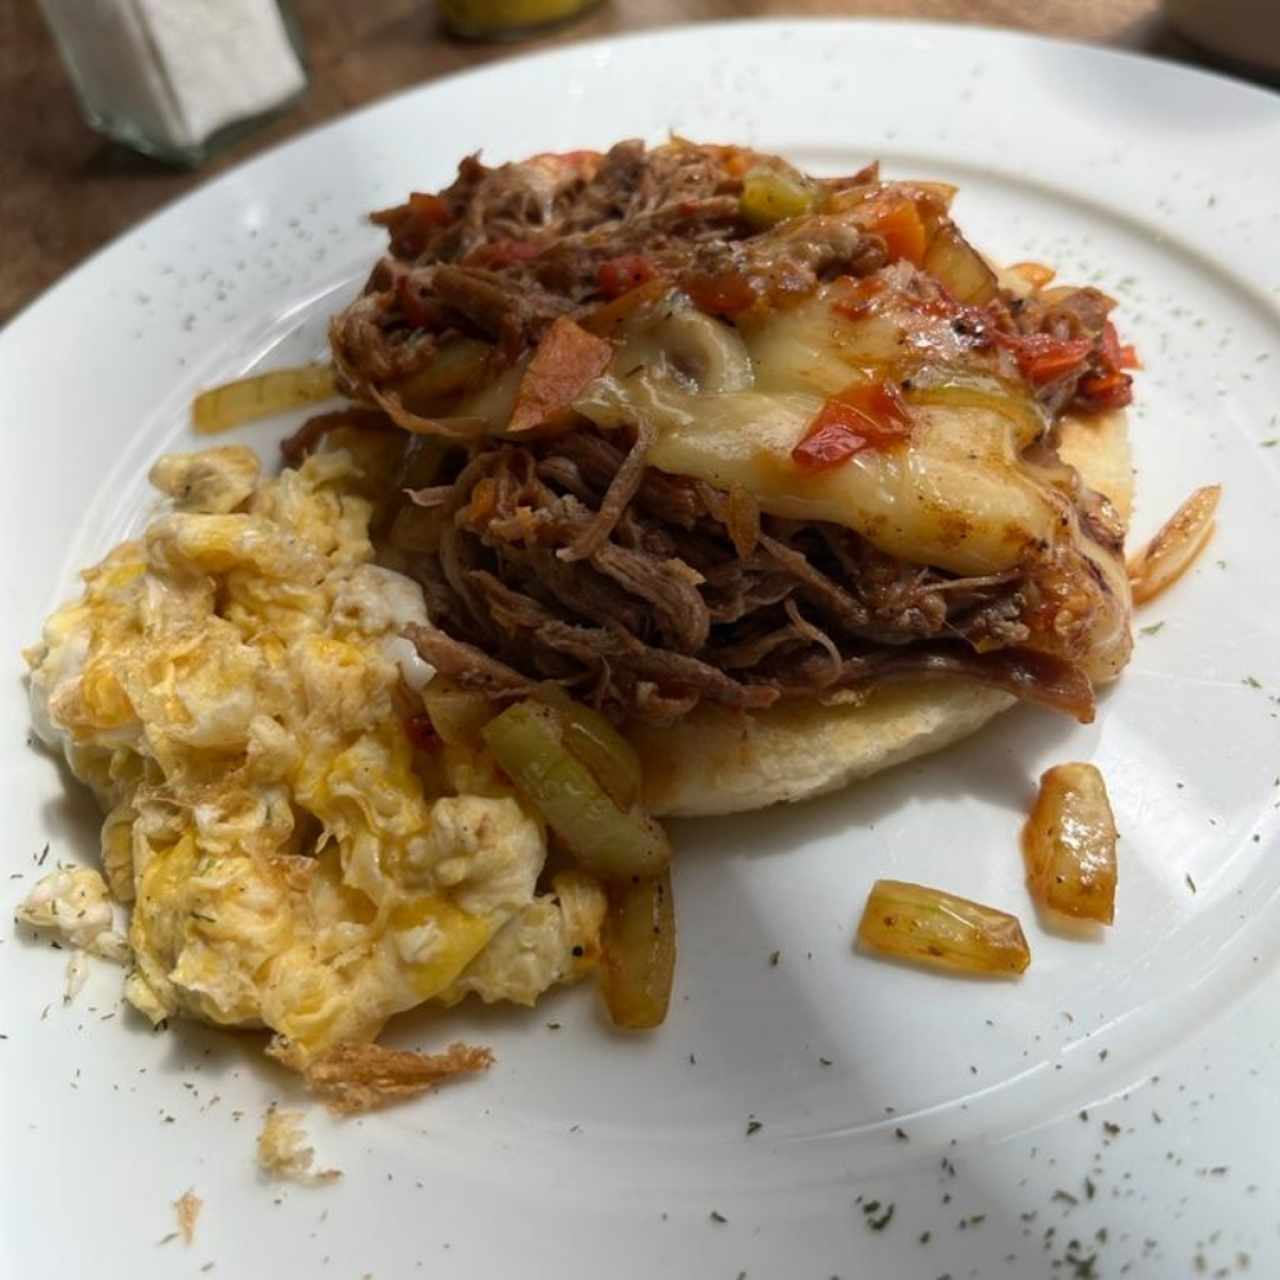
[332,140,756,393]
[430,264,573,358]
[399,423,1079,727]
[331,139,894,401]
[404,622,534,696]
[334,140,1120,729]
[589,542,709,654]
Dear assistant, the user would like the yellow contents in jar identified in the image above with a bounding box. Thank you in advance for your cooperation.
[441,0,599,38]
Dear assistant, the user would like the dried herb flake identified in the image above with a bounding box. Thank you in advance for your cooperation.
[867,1203,895,1231]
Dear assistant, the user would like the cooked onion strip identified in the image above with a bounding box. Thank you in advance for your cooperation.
[390,338,493,412]
[857,879,1030,975]
[1023,763,1117,924]
[922,223,997,304]
[421,679,494,746]
[1007,261,1057,291]
[1127,484,1221,605]
[369,384,491,440]
[601,870,676,1029]
[531,683,643,811]
[480,699,670,879]
[193,366,337,434]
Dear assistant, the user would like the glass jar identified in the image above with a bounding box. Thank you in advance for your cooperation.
[38,0,309,167]
[440,0,604,41]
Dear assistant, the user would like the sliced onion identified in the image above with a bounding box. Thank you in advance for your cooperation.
[922,223,997,305]
[1037,284,1083,306]
[1023,763,1118,924]
[369,384,492,440]
[857,879,1030,976]
[531,683,642,811]
[1127,484,1221,605]
[192,366,336,434]
[390,338,494,413]
[601,869,676,1029]
[1007,261,1057,291]
[421,679,494,746]
[480,700,671,881]
[906,180,958,209]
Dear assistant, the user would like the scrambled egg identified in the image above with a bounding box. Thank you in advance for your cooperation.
[15,865,129,961]
[24,442,605,1068]
[257,1108,340,1184]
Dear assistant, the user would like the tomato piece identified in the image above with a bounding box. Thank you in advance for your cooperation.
[792,380,913,471]
[371,192,453,257]
[993,331,1093,386]
[1023,339,1095,386]
[684,270,759,317]
[718,145,756,178]
[1100,320,1141,371]
[861,194,928,267]
[509,317,614,433]
[408,193,450,227]
[597,255,658,300]
[1076,369,1134,410]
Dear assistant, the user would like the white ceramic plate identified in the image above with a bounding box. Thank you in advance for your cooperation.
[4,19,1280,1278]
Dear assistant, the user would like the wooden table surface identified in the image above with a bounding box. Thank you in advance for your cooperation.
[0,0,1241,324]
